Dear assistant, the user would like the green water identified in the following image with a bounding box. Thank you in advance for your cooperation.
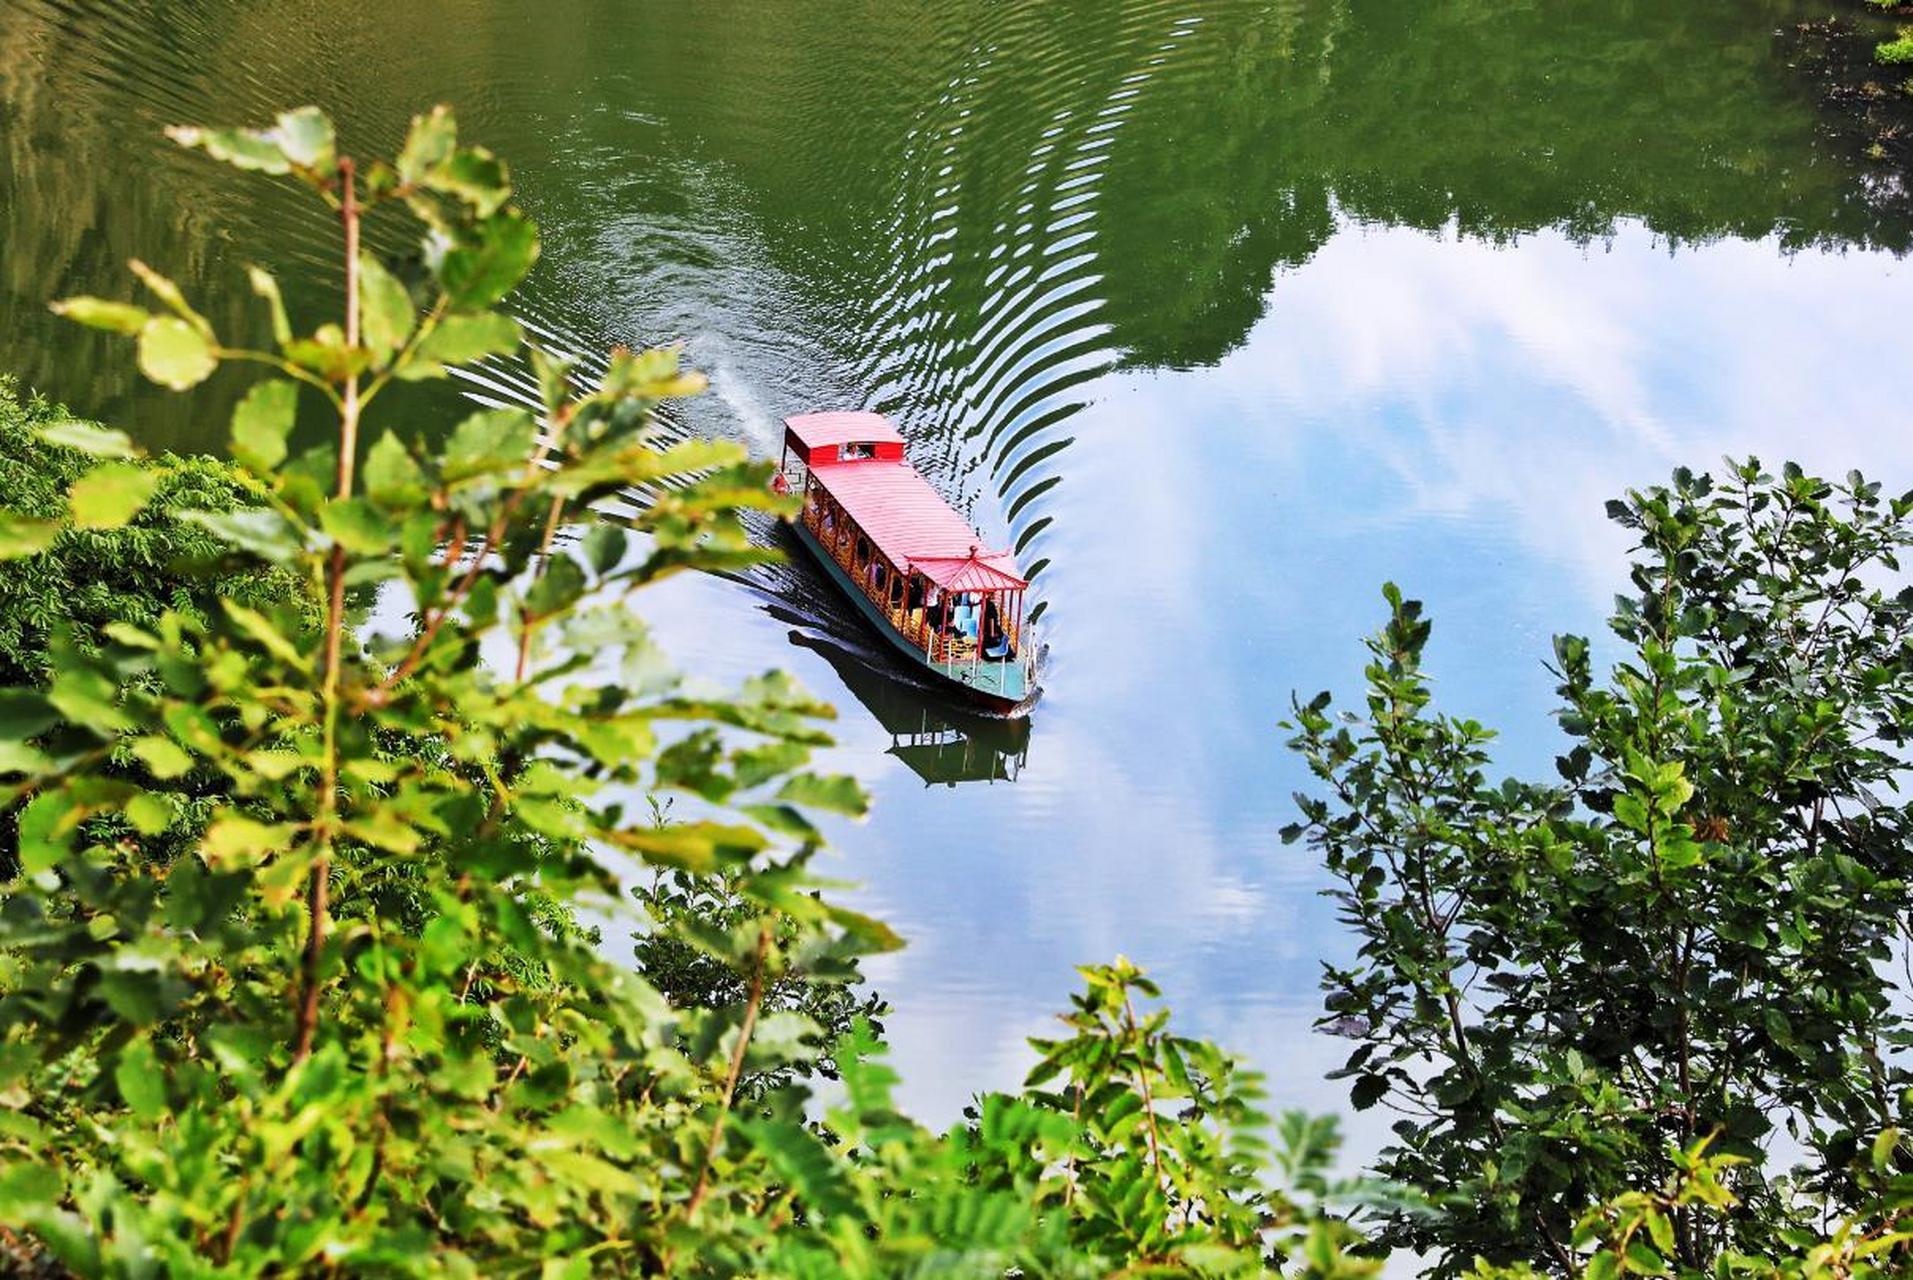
[4,0,1912,1125]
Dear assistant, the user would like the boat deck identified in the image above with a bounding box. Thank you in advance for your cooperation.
[794,519,1030,706]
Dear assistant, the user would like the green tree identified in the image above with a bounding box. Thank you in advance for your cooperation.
[0,105,1385,1278]
[1286,463,1913,1275]
[0,378,307,686]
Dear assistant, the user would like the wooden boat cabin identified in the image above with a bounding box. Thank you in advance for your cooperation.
[778,411,1035,712]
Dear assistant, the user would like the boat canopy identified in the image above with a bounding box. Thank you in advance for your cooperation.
[782,411,905,463]
[800,438,1027,591]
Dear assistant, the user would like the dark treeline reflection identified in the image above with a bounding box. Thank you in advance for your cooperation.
[3,0,1905,541]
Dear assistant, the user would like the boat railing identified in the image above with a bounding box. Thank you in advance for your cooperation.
[802,500,1032,676]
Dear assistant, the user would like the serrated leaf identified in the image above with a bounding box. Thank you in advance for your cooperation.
[180,508,302,562]
[69,461,160,530]
[438,210,539,311]
[397,106,457,184]
[426,147,511,216]
[222,600,310,671]
[358,252,415,364]
[167,122,291,173]
[138,317,217,391]
[364,432,430,510]
[37,419,137,458]
[271,106,335,172]
[402,312,522,378]
[444,408,533,482]
[320,498,397,555]
[231,378,298,472]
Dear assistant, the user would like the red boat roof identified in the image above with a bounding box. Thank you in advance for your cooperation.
[783,411,904,452]
[809,458,1028,591]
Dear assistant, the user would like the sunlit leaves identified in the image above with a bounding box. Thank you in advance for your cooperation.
[284,322,370,382]
[248,265,293,346]
[36,419,138,458]
[363,432,428,510]
[68,462,160,530]
[179,507,303,562]
[436,209,539,310]
[396,106,457,185]
[0,512,59,560]
[230,378,299,473]
[48,297,149,334]
[401,312,522,378]
[357,251,415,365]
[443,407,533,482]
[168,106,337,183]
[135,318,217,390]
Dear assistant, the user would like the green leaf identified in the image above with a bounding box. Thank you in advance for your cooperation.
[271,106,335,172]
[284,323,371,382]
[438,210,540,310]
[68,461,160,530]
[179,508,303,562]
[37,419,137,458]
[397,105,458,184]
[115,1038,168,1120]
[129,259,212,335]
[125,792,175,836]
[364,432,430,510]
[775,771,871,817]
[167,122,292,173]
[49,296,150,334]
[581,523,626,575]
[248,265,293,346]
[18,790,76,874]
[320,498,397,555]
[0,512,59,560]
[426,148,512,216]
[358,251,416,364]
[222,600,310,671]
[402,312,522,378]
[138,317,218,390]
[231,378,299,472]
[131,735,193,780]
[443,407,534,482]
[201,814,292,867]
[0,691,58,742]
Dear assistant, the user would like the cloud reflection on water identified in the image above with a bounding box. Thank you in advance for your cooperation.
[642,216,1913,1150]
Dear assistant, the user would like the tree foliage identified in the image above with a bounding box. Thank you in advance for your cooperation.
[0,105,1384,1278]
[1287,463,1913,1276]
[0,379,307,687]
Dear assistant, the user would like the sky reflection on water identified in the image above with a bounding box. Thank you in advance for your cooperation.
[639,217,1913,1140]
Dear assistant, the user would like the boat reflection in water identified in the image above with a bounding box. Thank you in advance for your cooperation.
[788,630,1031,787]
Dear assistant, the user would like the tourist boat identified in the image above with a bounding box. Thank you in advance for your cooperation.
[777,411,1036,713]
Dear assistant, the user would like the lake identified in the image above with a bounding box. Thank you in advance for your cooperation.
[5,0,1913,1146]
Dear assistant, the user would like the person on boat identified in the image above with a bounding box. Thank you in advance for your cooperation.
[982,596,1011,659]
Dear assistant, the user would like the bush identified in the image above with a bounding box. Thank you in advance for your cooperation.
[1287,462,1913,1275]
[1876,29,1913,63]
[0,105,1383,1277]
[0,378,307,685]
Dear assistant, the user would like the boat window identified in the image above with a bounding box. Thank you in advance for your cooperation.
[838,442,873,461]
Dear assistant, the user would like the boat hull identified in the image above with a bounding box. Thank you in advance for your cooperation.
[789,519,1033,713]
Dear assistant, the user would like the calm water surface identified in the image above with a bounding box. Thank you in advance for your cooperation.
[7,0,1913,1144]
